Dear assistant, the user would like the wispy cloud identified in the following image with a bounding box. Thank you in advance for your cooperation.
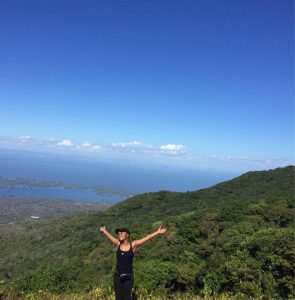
[81,141,91,148]
[76,141,102,152]
[111,140,142,149]
[0,135,293,170]
[121,141,141,146]
[187,154,294,170]
[110,141,186,156]
[92,145,101,151]
[19,135,32,142]
[110,141,154,154]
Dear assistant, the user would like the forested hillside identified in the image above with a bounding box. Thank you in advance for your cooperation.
[0,166,294,299]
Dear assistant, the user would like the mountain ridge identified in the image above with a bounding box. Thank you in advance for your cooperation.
[0,165,294,298]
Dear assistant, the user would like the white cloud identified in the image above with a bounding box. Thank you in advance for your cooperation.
[19,135,31,142]
[57,139,74,147]
[110,140,158,155]
[112,141,142,148]
[92,145,101,151]
[111,141,144,152]
[159,144,185,155]
[110,141,187,156]
[76,141,101,152]
[0,135,293,170]
[160,144,185,151]
[81,141,91,148]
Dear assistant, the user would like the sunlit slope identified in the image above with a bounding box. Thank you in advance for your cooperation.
[105,165,294,225]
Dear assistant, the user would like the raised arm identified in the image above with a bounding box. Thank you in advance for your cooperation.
[100,226,120,246]
[132,226,167,250]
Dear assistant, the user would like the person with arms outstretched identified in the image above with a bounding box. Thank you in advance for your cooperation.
[99,225,167,300]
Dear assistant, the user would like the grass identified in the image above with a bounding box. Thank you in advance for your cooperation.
[0,282,264,300]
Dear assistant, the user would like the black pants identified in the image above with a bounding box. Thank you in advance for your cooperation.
[114,272,134,300]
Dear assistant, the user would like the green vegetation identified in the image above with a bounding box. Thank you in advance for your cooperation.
[0,196,109,223]
[0,166,294,299]
[0,196,110,237]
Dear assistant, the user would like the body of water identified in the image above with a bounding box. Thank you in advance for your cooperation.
[0,186,127,203]
[0,149,239,199]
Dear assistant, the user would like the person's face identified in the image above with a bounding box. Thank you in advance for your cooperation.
[118,231,129,241]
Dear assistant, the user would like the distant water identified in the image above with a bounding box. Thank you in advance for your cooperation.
[0,149,239,194]
[0,186,126,203]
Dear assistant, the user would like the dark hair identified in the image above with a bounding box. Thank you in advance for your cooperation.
[115,228,130,235]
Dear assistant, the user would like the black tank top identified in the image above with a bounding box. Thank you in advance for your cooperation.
[116,242,134,273]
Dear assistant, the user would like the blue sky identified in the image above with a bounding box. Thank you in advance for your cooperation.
[0,0,294,171]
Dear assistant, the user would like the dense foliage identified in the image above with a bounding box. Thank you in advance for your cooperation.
[0,166,294,299]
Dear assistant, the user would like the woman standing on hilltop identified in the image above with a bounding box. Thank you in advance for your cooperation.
[99,225,167,300]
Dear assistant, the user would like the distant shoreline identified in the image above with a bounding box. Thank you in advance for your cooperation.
[0,176,136,197]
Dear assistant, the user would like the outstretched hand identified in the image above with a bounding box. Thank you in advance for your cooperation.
[99,225,106,233]
[157,226,167,234]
